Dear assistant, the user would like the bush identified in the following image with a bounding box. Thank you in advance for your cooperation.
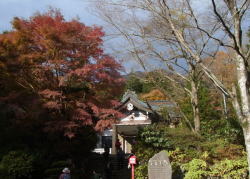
[0,151,34,178]
[200,140,245,162]
[182,159,209,179]
[133,125,168,178]
[133,124,246,179]
[139,125,172,149]
[182,157,248,179]
[209,158,248,178]
[135,164,148,179]
[44,160,70,178]
[133,141,156,179]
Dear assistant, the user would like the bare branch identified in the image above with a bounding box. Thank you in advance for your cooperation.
[185,0,234,50]
[211,0,246,59]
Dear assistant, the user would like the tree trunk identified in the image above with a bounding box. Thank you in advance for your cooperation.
[236,55,250,116]
[191,80,200,132]
[235,54,250,175]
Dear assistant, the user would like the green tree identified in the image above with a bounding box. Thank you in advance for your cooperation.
[125,75,144,93]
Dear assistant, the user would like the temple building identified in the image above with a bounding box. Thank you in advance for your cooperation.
[94,90,181,154]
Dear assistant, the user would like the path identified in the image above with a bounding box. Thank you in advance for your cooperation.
[90,153,131,179]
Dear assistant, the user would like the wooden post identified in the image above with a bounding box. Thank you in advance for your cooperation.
[122,136,125,152]
[111,124,117,154]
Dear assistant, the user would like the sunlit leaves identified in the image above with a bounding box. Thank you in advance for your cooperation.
[0,9,125,137]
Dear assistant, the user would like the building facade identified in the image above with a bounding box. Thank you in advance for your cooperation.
[94,90,180,154]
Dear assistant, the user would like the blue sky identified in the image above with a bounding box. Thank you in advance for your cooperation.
[1,0,247,73]
[0,0,102,32]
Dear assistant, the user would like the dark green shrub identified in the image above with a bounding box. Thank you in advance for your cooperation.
[139,125,172,149]
[0,151,34,179]
[133,123,246,179]
[44,160,70,178]
[134,125,202,178]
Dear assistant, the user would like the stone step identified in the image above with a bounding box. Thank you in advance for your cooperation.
[89,153,131,179]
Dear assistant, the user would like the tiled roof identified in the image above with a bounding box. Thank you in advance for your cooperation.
[121,90,152,112]
[120,90,180,118]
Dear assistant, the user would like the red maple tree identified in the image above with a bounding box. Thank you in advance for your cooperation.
[0,9,124,138]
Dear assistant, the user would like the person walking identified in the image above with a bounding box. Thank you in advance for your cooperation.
[59,168,71,179]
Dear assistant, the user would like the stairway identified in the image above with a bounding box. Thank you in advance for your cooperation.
[109,155,130,179]
[89,153,131,179]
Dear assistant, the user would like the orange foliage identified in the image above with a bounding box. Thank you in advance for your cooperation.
[203,51,236,87]
[0,9,125,137]
[140,89,167,101]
